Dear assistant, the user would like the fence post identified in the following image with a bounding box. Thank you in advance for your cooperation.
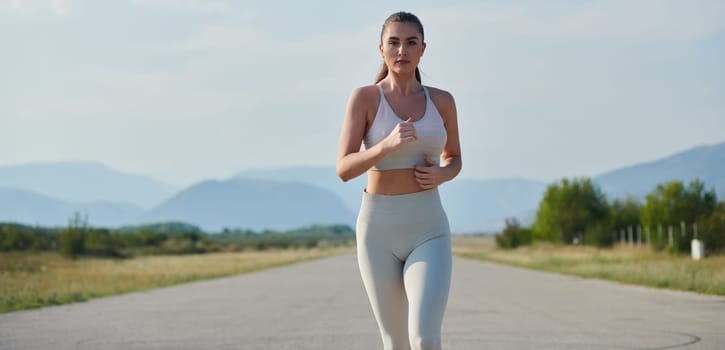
[637,225,642,248]
[628,226,633,246]
[681,221,686,237]
[691,223,704,260]
[646,226,651,247]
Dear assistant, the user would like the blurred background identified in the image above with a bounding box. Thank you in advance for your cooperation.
[1,0,723,233]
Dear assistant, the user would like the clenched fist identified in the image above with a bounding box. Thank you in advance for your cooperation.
[383,117,417,151]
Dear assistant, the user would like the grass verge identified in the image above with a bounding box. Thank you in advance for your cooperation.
[1,246,353,314]
[452,236,725,296]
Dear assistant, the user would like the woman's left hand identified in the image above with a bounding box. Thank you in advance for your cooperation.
[414,155,446,190]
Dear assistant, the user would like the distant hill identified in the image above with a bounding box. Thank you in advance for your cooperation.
[234,167,547,233]
[0,187,144,228]
[233,167,367,212]
[595,141,725,200]
[117,222,203,233]
[136,179,355,232]
[440,178,546,233]
[0,161,176,209]
[3,140,722,232]
[232,138,725,233]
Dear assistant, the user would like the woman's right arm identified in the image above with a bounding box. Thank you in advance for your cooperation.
[336,87,383,182]
[336,87,417,182]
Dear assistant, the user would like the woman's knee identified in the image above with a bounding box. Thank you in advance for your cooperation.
[410,335,442,350]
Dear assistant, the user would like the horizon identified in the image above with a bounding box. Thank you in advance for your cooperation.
[1,137,723,189]
[3,1,724,188]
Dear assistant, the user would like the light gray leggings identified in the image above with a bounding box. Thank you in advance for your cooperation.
[356,188,452,350]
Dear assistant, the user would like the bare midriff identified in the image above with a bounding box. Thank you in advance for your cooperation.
[366,168,426,195]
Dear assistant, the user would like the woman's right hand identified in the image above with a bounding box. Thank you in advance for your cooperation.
[382,117,417,151]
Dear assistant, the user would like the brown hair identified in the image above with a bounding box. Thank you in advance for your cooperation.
[375,11,424,84]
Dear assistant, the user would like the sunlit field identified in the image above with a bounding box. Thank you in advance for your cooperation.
[4,235,723,315]
[452,235,725,296]
[0,246,354,314]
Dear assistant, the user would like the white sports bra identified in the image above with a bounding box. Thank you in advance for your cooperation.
[363,84,447,170]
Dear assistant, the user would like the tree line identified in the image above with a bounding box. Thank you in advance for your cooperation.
[496,178,725,254]
[0,214,354,259]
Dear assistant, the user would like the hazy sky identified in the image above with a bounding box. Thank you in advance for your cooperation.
[2,0,724,187]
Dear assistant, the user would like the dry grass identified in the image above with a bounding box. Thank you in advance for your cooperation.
[1,246,354,314]
[452,236,725,296]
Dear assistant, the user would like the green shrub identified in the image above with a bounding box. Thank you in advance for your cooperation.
[495,218,532,249]
[59,212,88,259]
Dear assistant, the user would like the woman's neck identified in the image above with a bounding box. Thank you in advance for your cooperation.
[382,73,421,96]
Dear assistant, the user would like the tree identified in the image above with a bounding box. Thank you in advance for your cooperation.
[610,197,641,229]
[640,179,717,252]
[700,201,725,253]
[532,178,609,245]
[607,197,642,245]
[495,217,532,249]
[59,212,89,259]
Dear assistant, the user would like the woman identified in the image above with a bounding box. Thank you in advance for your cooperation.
[336,11,462,350]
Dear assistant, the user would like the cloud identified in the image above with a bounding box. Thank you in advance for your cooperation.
[167,20,381,100]
[415,0,725,109]
[2,0,723,185]
[412,0,725,180]
[128,0,254,18]
[420,0,725,43]
[0,0,74,15]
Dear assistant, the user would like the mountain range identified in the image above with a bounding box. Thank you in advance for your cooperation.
[137,179,353,232]
[594,141,725,199]
[0,141,723,233]
[0,162,176,209]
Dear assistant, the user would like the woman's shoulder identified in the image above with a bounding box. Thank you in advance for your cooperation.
[348,84,381,109]
[425,85,456,111]
[425,85,454,101]
[350,84,380,99]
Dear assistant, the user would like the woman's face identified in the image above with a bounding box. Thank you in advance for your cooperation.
[379,22,426,77]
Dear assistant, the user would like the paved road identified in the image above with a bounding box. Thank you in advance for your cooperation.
[1,254,724,349]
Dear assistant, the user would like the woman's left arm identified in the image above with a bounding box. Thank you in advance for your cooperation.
[414,89,462,189]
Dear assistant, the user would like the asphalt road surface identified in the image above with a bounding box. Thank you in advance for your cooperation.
[1,254,724,349]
